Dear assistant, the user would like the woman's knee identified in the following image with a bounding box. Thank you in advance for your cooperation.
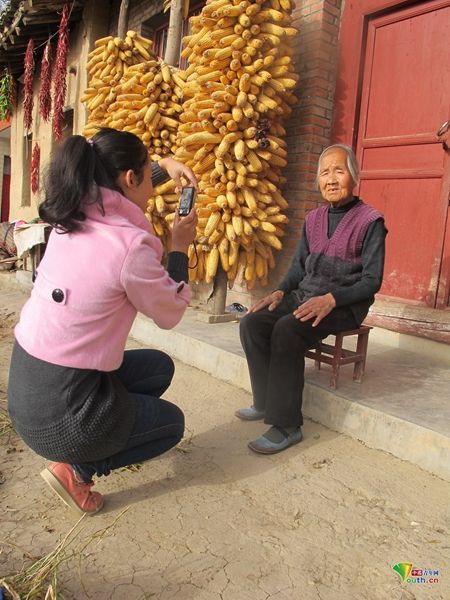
[160,399,185,436]
[271,315,310,353]
[239,310,270,343]
[239,312,257,335]
[160,352,175,380]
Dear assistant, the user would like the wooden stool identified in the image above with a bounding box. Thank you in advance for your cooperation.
[304,326,372,389]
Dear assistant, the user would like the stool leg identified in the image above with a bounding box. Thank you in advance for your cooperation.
[315,342,322,370]
[330,334,343,388]
[353,332,369,382]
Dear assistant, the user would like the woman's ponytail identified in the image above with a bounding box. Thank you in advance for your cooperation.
[39,128,148,233]
[39,135,97,232]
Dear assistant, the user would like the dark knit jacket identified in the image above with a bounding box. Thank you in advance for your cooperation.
[151,162,170,187]
[279,197,386,325]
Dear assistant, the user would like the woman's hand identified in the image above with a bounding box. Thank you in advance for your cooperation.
[248,290,284,313]
[293,293,336,327]
[171,207,198,254]
[158,157,198,191]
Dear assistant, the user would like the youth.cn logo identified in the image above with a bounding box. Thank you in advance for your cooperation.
[393,563,440,584]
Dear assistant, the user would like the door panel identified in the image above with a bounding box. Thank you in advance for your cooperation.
[362,144,444,172]
[364,8,450,139]
[356,1,450,307]
[359,177,443,304]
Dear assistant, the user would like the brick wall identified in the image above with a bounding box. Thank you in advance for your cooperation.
[227,0,343,308]
[108,0,164,35]
[127,0,164,34]
[274,0,343,288]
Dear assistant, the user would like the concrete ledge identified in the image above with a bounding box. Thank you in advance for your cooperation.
[196,312,239,324]
[131,314,251,392]
[131,313,450,483]
[369,325,450,366]
[303,385,450,482]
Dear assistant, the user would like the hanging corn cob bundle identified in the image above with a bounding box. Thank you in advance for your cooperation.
[82,31,160,138]
[81,30,187,249]
[113,61,185,249]
[147,178,188,250]
[166,0,298,289]
[100,56,185,157]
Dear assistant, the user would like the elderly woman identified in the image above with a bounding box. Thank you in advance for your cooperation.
[236,144,387,454]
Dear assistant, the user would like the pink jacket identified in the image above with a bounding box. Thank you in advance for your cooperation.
[15,187,190,371]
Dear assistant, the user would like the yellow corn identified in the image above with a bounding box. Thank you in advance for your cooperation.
[234,139,247,161]
[205,246,220,283]
[257,231,282,250]
[218,237,230,271]
[204,211,222,237]
[183,132,223,146]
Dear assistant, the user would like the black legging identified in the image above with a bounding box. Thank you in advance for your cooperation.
[74,349,184,481]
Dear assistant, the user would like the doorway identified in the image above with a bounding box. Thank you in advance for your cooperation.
[355,1,450,308]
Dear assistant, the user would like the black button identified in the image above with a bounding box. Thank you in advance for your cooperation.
[52,288,64,303]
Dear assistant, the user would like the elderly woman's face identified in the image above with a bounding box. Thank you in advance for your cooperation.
[318,149,355,207]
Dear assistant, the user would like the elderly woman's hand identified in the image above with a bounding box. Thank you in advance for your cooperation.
[248,290,284,313]
[158,157,198,191]
[293,293,336,327]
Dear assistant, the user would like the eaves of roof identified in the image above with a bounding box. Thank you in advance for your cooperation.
[0,0,85,76]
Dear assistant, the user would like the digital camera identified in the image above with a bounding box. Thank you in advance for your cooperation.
[179,187,197,216]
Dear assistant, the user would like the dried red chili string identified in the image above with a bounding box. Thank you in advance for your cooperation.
[31,142,40,194]
[53,3,70,140]
[23,38,35,132]
[39,40,52,122]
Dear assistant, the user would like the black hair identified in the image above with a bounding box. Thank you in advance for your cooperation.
[39,128,149,232]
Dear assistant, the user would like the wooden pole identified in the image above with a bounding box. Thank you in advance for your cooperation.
[164,0,183,66]
[207,263,228,315]
[117,0,130,38]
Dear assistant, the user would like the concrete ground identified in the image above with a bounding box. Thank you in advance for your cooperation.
[1,272,449,600]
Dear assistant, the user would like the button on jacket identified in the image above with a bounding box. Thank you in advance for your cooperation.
[15,186,191,371]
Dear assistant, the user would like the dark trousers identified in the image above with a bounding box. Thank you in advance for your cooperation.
[73,349,184,481]
[239,295,358,428]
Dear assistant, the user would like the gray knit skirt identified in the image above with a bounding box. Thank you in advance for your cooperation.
[7,342,135,463]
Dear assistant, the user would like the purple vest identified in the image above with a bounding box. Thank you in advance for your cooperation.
[306,201,382,262]
[298,200,382,301]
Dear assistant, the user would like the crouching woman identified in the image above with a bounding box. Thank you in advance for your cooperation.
[8,128,197,516]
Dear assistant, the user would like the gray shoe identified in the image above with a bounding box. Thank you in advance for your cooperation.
[235,406,265,421]
[248,427,303,454]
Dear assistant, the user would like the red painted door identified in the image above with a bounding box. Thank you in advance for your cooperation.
[356,1,450,308]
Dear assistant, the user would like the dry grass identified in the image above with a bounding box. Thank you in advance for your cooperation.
[0,508,128,599]
[0,309,16,339]
[0,407,13,438]
[121,462,143,473]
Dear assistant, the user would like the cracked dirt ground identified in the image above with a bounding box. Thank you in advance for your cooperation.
[1,281,449,600]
